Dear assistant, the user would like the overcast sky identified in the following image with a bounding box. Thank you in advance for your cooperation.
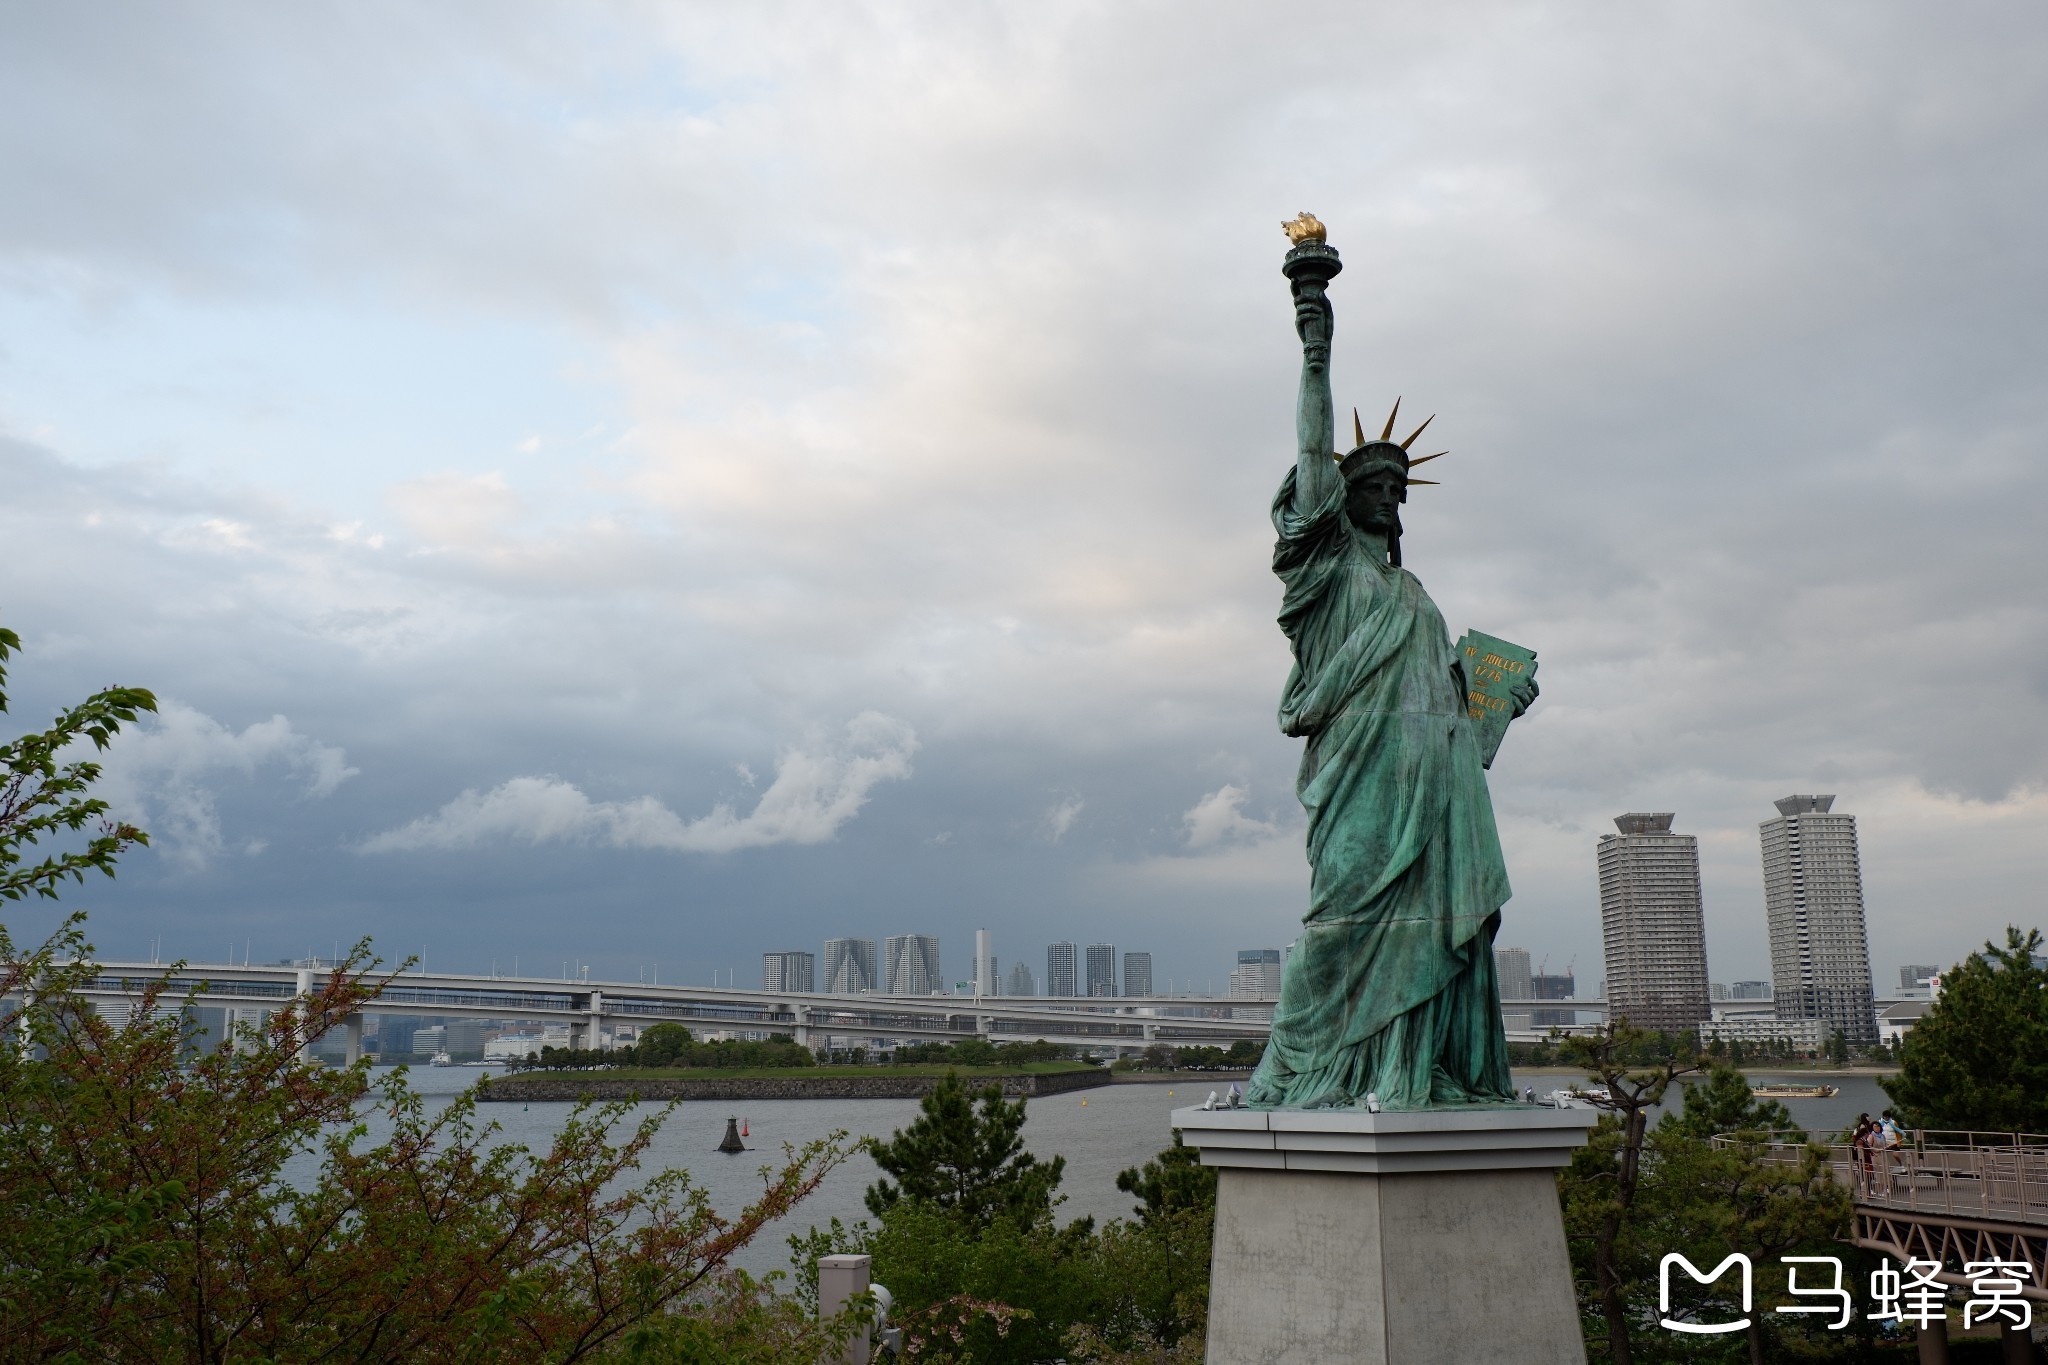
[4,3,2044,995]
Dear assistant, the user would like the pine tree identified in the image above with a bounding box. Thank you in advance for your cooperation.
[1883,926,2048,1132]
[864,1071,1064,1226]
[1115,1131,1217,1227]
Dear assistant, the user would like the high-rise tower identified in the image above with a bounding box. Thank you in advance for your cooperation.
[1046,942,1078,997]
[821,938,877,994]
[1596,813,1711,1034]
[1085,944,1119,998]
[1761,795,1876,1045]
[1230,949,1283,997]
[1122,951,1154,998]
[762,950,815,993]
[1494,946,1533,1031]
[883,934,941,996]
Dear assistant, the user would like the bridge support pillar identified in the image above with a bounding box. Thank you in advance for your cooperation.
[1915,1316,1949,1364]
[1999,1319,2029,1365]
[586,990,605,1052]
[294,968,315,1058]
[344,1013,363,1066]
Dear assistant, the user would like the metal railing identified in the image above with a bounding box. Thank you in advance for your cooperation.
[1717,1129,2048,1226]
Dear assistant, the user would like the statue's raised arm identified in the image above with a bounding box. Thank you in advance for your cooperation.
[1281,212,1341,510]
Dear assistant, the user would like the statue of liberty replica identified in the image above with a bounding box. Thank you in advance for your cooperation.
[1182,217,1588,1365]
[1246,212,1537,1112]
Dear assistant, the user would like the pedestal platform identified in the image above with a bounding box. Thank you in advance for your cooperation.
[1175,1104,1597,1365]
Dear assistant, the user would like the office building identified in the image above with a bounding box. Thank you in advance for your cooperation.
[1531,968,1577,1029]
[1230,948,1283,998]
[446,1019,487,1057]
[1596,812,1711,1033]
[378,1015,421,1056]
[1123,952,1154,998]
[1006,961,1036,997]
[762,950,815,994]
[1731,980,1773,1000]
[1085,944,1119,998]
[1494,947,1533,999]
[1697,1015,1828,1053]
[1762,795,1876,1045]
[822,937,878,994]
[1709,982,1730,1001]
[883,934,942,996]
[1047,942,1078,998]
[978,956,1000,996]
[1899,964,1939,994]
[1494,946,1533,1031]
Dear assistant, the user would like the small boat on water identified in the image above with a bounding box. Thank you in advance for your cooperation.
[1550,1086,1610,1109]
[428,1051,454,1067]
[1751,1083,1839,1099]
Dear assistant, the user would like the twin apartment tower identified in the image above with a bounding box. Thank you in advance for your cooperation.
[762,935,1156,999]
[1597,794,1877,1044]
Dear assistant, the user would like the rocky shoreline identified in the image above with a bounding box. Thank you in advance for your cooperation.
[478,1067,1111,1102]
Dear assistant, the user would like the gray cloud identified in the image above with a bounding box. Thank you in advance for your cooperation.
[98,701,357,870]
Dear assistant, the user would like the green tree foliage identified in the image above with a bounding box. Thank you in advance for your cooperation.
[1883,926,2048,1133]
[1557,1022,1703,1365]
[1639,1071,1855,1365]
[529,1025,815,1072]
[798,1091,1213,1363]
[0,626,154,904]
[0,930,859,1362]
[1115,1130,1217,1227]
[0,626,859,1361]
[1659,1064,1798,1142]
[864,1071,1065,1225]
[889,1038,1072,1066]
[1560,1057,1870,1365]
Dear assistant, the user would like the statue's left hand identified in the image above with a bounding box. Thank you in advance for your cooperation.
[1509,676,1539,719]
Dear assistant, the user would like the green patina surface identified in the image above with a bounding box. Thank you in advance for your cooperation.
[1456,629,1538,769]
[1247,231,1534,1112]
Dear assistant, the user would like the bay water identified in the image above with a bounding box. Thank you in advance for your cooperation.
[335,1066,1894,1275]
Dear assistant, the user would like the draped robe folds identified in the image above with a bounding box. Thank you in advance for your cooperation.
[1245,467,1515,1110]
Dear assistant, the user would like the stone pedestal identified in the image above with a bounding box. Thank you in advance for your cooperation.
[1175,1104,1597,1365]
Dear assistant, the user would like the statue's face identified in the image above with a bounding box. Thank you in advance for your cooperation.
[1345,466,1404,535]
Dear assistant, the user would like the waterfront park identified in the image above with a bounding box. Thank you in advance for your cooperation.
[8,12,2048,1361]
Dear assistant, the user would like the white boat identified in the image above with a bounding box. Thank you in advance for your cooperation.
[428,1051,453,1067]
[1550,1086,1610,1109]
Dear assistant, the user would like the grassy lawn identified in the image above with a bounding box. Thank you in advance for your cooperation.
[497,1060,1104,1082]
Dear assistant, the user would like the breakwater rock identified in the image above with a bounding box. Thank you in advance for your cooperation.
[479,1068,1110,1103]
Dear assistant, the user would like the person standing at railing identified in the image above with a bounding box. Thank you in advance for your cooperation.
[1851,1115,1877,1195]
[1877,1110,1906,1195]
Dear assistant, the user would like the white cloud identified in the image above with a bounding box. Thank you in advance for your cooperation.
[1040,794,1085,844]
[362,712,917,854]
[98,701,359,870]
[1182,784,1282,850]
